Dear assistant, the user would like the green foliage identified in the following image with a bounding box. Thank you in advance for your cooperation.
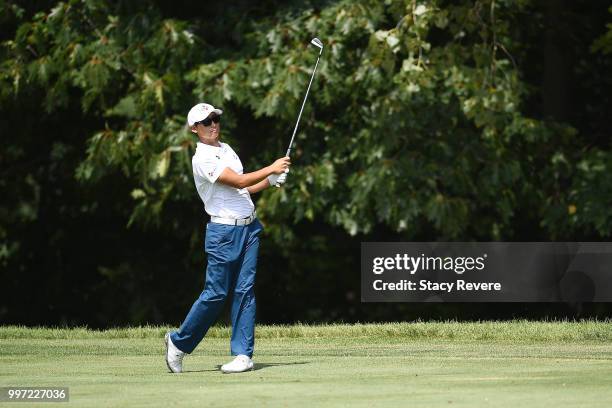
[180,0,605,241]
[2,0,611,249]
[591,6,612,55]
[2,1,612,328]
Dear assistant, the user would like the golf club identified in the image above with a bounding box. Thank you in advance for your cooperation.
[276,37,324,187]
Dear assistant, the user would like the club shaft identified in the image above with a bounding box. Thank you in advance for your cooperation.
[285,54,321,157]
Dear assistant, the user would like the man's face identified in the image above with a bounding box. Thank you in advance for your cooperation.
[191,114,221,144]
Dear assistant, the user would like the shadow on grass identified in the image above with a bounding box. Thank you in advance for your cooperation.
[253,361,310,371]
[180,368,223,373]
[170,361,310,374]
[206,361,310,372]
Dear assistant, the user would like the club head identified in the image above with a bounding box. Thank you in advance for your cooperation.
[310,37,323,53]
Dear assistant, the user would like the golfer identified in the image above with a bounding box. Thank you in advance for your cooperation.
[165,103,290,374]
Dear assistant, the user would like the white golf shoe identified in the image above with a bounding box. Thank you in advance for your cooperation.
[164,332,185,373]
[220,355,254,373]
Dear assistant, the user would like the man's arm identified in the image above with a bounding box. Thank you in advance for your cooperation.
[217,157,290,189]
[218,167,271,189]
[246,178,271,194]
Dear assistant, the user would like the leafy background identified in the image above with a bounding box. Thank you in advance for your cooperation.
[1,0,611,326]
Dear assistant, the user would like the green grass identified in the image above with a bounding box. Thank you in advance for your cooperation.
[1,321,612,407]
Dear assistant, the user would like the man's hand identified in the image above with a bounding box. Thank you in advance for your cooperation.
[267,168,289,188]
[274,168,289,188]
[270,157,291,174]
[267,173,281,186]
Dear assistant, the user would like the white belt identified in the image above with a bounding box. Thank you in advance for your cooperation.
[210,211,257,226]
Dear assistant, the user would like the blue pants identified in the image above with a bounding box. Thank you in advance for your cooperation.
[170,219,263,357]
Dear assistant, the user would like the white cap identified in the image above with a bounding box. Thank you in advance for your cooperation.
[187,103,223,126]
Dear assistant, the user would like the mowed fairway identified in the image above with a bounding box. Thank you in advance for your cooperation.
[1,322,612,407]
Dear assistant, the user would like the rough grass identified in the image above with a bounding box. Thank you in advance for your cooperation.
[1,321,612,407]
[1,320,612,341]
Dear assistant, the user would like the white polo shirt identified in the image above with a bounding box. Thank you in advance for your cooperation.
[192,141,255,218]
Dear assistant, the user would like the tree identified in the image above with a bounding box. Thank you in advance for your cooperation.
[1,0,611,325]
